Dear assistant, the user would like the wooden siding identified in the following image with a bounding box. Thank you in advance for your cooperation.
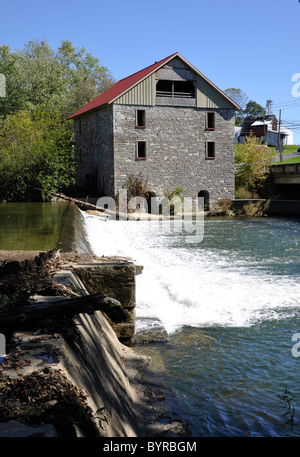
[114,68,235,109]
[115,74,155,106]
[196,75,234,109]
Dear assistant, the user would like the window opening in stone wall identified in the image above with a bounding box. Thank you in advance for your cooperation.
[206,142,215,159]
[156,80,195,98]
[137,141,146,159]
[147,191,156,213]
[136,110,146,127]
[207,112,215,129]
[198,190,210,211]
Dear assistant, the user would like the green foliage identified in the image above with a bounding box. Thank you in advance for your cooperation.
[0,39,114,201]
[277,385,296,428]
[235,187,254,199]
[235,132,277,197]
[0,110,74,201]
[224,88,266,126]
[165,186,184,215]
[0,39,114,114]
[243,100,266,118]
[122,173,150,200]
[278,155,300,165]
[243,200,270,217]
[165,186,184,201]
[224,88,248,125]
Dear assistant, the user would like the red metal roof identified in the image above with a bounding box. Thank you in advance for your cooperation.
[68,53,178,119]
[68,52,240,119]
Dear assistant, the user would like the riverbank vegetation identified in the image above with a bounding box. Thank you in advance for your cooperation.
[0,39,114,201]
[235,133,277,199]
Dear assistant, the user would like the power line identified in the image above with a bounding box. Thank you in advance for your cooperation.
[270,99,300,109]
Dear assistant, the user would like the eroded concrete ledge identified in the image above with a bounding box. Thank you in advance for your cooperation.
[60,252,139,342]
[0,251,190,437]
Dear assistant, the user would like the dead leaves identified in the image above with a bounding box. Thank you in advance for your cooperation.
[0,369,100,436]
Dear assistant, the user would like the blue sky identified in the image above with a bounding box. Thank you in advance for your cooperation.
[1,0,300,143]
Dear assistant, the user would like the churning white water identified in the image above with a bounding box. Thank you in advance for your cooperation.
[81,212,300,334]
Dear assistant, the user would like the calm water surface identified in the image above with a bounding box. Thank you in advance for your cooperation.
[0,202,70,250]
[83,214,300,437]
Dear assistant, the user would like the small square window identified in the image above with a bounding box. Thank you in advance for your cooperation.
[207,112,215,130]
[137,141,146,159]
[206,142,215,159]
[136,110,146,128]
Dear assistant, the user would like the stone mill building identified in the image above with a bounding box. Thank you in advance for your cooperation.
[68,52,240,210]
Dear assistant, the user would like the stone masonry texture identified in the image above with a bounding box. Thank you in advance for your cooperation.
[74,104,236,207]
[113,104,235,205]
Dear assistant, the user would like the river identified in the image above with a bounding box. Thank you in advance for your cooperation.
[1,202,299,437]
[81,212,300,437]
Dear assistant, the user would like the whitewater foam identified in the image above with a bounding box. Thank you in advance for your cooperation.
[82,213,300,333]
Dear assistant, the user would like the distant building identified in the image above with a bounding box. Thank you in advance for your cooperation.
[68,52,240,209]
[237,115,293,147]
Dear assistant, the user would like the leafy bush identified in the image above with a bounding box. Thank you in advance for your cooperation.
[235,133,277,197]
[123,173,150,200]
[235,186,257,199]
[165,186,184,215]
[0,110,74,201]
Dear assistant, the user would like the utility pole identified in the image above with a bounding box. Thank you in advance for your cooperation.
[278,109,282,162]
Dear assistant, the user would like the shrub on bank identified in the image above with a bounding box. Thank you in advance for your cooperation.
[0,110,74,201]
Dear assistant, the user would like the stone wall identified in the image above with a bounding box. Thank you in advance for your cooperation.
[73,261,137,342]
[74,103,236,207]
[74,106,114,196]
[61,253,137,343]
[231,199,300,216]
[113,104,235,206]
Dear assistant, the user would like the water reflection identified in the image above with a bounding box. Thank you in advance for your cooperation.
[0,202,70,251]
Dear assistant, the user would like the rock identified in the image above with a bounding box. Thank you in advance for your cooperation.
[132,318,169,344]
[0,421,58,437]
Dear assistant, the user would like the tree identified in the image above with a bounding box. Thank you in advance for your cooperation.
[235,132,277,197]
[243,100,266,119]
[0,39,114,114]
[0,39,114,201]
[224,88,248,110]
[224,89,267,125]
[0,110,74,201]
[224,88,248,125]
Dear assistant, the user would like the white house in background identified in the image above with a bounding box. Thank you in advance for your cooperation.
[235,126,242,143]
[237,115,293,147]
[251,119,294,146]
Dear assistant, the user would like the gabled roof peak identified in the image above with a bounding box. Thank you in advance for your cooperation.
[68,52,240,119]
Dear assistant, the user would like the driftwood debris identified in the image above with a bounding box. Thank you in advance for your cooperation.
[0,293,128,334]
[0,249,65,301]
[46,191,125,219]
[0,249,129,335]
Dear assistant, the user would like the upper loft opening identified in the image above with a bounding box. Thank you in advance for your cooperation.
[156,80,196,106]
[156,80,195,98]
